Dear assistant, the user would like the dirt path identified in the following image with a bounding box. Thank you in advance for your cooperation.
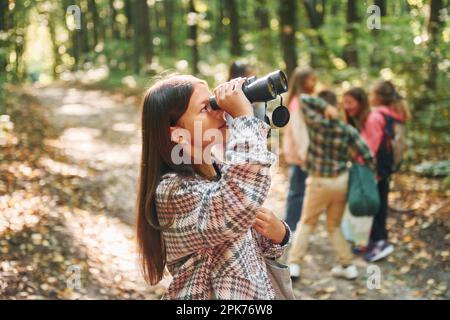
[4,84,446,300]
[10,84,166,299]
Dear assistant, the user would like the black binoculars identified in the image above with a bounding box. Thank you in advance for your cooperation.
[209,70,290,127]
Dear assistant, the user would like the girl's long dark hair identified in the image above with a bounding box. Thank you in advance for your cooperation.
[344,87,370,130]
[136,75,195,285]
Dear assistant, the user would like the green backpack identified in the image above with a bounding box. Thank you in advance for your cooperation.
[347,163,380,217]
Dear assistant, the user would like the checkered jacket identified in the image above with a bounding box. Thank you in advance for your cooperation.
[156,116,290,300]
[301,96,375,177]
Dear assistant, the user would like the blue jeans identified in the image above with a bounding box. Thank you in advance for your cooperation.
[284,165,308,232]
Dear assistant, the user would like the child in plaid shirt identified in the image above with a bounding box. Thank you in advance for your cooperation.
[287,93,375,280]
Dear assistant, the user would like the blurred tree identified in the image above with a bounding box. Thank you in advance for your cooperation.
[124,0,133,40]
[225,0,241,56]
[213,0,225,49]
[254,0,275,63]
[163,0,176,54]
[302,0,328,67]
[0,0,8,74]
[46,5,62,79]
[278,0,298,76]
[255,0,270,30]
[330,0,341,15]
[87,0,101,46]
[132,0,153,74]
[109,0,120,39]
[426,0,445,90]
[63,0,80,70]
[79,0,90,61]
[188,0,199,74]
[371,0,387,69]
[374,0,387,17]
[343,0,359,67]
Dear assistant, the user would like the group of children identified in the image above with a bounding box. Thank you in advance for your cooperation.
[282,66,410,280]
[224,62,410,281]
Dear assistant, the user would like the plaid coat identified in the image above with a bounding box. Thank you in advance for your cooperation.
[156,116,290,300]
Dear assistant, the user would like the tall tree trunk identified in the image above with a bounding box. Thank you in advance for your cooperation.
[343,0,359,67]
[163,0,176,53]
[87,0,100,46]
[153,1,160,35]
[188,0,199,74]
[133,0,153,73]
[109,0,120,39]
[213,0,225,49]
[255,0,274,63]
[426,0,445,90]
[225,0,241,56]
[374,0,387,16]
[48,12,62,79]
[141,1,153,65]
[370,0,387,69]
[124,0,134,41]
[0,0,8,73]
[303,0,328,67]
[278,0,298,76]
[255,0,270,30]
[64,0,81,70]
[330,0,340,16]
[79,0,90,62]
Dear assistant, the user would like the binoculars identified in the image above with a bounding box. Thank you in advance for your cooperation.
[209,70,290,127]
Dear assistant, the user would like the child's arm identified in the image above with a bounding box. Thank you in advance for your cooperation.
[300,95,337,127]
[348,125,376,171]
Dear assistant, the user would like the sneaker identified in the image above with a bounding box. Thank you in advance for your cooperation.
[352,245,369,256]
[331,264,358,280]
[364,240,394,262]
[289,264,301,279]
[352,240,375,256]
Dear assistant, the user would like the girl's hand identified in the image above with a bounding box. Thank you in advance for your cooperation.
[253,207,287,244]
[324,105,339,119]
[213,77,253,118]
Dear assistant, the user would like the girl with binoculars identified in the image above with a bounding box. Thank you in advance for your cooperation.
[136,75,291,299]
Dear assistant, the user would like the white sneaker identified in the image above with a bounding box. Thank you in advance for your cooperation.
[289,264,301,279]
[331,264,358,280]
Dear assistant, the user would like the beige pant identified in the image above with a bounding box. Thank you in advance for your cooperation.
[287,171,354,266]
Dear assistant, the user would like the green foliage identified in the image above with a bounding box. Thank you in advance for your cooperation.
[414,161,450,178]
[1,0,449,162]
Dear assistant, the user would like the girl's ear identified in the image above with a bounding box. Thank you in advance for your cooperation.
[170,126,190,144]
[169,126,181,143]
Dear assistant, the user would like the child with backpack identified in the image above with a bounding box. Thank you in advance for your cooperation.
[356,80,410,262]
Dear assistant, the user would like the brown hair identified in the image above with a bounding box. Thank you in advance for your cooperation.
[286,66,315,105]
[344,87,370,130]
[372,80,411,120]
[318,90,337,107]
[228,60,254,80]
[136,75,197,285]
